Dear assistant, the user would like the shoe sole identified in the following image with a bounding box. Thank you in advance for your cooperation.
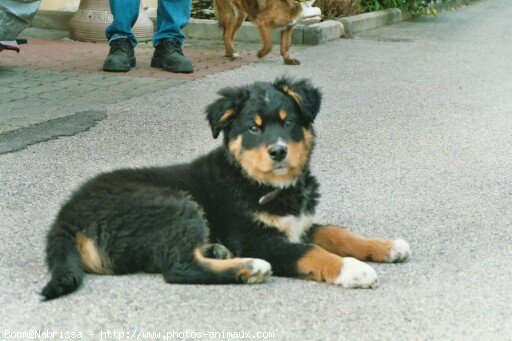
[151,57,193,74]
[103,57,136,72]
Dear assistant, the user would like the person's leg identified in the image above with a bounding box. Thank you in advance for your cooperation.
[153,0,192,45]
[105,0,140,47]
[150,0,194,73]
[103,0,140,72]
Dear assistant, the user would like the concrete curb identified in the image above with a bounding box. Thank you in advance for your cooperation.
[338,0,479,37]
[338,8,411,36]
[166,18,344,46]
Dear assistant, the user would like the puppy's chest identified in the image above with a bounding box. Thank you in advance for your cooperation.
[253,212,314,242]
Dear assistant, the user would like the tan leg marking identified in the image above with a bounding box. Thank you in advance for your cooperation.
[298,246,379,288]
[76,234,113,274]
[297,246,343,283]
[311,225,410,263]
[194,249,271,283]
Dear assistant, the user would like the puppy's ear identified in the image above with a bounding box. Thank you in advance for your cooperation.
[206,86,249,139]
[274,78,322,123]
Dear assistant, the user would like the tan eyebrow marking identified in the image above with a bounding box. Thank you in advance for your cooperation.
[255,115,263,127]
[220,109,235,123]
[279,110,288,121]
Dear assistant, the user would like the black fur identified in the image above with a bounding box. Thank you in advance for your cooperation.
[273,78,322,123]
[42,77,322,300]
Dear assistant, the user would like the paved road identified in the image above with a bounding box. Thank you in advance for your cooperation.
[1,0,511,339]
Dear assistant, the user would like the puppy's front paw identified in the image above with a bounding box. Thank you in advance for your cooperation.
[335,258,378,289]
[237,259,272,284]
[387,239,411,263]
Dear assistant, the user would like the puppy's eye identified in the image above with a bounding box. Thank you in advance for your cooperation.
[284,119,295,127]
[249,125,260,133]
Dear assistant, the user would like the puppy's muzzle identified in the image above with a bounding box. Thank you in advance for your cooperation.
[268,144,288,162]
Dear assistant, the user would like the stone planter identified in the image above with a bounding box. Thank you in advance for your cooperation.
[69,0,154,43]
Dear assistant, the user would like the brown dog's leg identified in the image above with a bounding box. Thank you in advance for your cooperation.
[223,21,237,59]
[256,23,273,59]
[228,12,247,59]
[280,26,300,65]
[309,225,411,263]
[215,0,238,59]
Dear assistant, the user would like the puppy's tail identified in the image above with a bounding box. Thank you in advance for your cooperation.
[41,225,84,301]
[164,248,271,285]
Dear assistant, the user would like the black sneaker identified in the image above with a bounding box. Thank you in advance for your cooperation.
[103,38,136,72]
[151,39,194,73]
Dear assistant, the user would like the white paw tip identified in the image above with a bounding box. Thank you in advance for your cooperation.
[389,239,411,263]
[336,257,378,289]
[244,259,272,284]
[250,259,272,273]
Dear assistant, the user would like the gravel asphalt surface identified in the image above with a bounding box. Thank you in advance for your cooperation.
[1,0,511,339]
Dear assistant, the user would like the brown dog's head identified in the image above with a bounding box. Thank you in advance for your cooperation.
[206,78,322,188]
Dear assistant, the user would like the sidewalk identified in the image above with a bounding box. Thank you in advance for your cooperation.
[0,32,285,153]
[1,37,261,79]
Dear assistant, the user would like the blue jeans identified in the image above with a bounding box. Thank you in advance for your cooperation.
[105,0,192,47]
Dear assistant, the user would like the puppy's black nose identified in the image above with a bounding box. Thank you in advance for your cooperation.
[268,145,287,162]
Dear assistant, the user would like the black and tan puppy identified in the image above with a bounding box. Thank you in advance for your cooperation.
[214,0,302,65]
[41,78,411,300]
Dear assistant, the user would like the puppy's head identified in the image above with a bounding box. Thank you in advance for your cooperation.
[206,78,321,188]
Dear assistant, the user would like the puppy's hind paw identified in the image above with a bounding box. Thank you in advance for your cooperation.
[237,259,272,284]
[199,243,233,259]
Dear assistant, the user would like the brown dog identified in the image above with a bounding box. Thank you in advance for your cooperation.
[214,0,303,65]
